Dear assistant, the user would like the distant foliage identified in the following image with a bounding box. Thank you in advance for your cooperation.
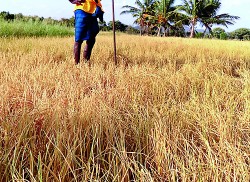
[220,32,228,40]
[125,26,140,34]
[228,28,250,40]
[168,27,186,37]
[195,32,204,39]
[98,21,111,31]
[98,20,138,34]
[243,35,250,41]
[212,28,225,39]
[0,11,14,21]
[107,20,128,32]
[0,11,75,27]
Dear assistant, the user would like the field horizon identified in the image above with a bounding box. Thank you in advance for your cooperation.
[0,33,250,181]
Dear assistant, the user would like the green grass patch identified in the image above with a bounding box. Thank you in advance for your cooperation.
[0,19,74,37]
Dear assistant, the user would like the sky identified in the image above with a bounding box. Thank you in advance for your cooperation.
[0,0,249,32]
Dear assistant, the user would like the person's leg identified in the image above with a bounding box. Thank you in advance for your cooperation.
[74,40,83,65]
[83,15,99,62]
[74,10,90,64]
[83,38,96,61]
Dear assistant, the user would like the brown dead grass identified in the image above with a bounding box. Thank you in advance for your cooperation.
[0,33,250,181]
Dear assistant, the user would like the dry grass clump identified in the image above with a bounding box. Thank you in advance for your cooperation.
[0,33,250,181]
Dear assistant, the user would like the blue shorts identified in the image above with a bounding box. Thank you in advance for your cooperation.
[74,10,99,42]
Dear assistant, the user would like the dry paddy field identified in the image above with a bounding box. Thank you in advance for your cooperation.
[0,33,250,181]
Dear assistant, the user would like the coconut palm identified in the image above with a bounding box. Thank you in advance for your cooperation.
[174,0,205,38]
[199,0,239,35]
[175,0,239,38]
[120,0,156,35]
[154,0,177,36]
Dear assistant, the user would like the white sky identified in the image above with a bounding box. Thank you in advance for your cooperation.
[0,0,249,31]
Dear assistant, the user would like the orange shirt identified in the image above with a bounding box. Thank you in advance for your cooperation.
[75,0,103,14]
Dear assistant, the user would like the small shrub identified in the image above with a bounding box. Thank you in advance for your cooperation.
[220,32,228,40]
[195,32,204,38]
[243,35,250,41]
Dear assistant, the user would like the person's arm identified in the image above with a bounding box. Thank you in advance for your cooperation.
[69,0,85,4]
[92,6,104,22]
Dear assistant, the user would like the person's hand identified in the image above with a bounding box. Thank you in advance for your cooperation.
[76,0,85,4]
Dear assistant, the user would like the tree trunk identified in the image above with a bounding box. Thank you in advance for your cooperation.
[203,27,207,37]
[157,26,160,36]
[163,27,166,37]
[157,26,166,37]
[190,18,196,38]
[166,27,170,36]
[190,24,195,38]
[140,18,144,36]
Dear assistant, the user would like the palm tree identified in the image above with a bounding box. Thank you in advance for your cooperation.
[199,0,239,35]
[120,0,156,35]
[175,0,239,38]
[174,0,205,38]
[154,0,177,36]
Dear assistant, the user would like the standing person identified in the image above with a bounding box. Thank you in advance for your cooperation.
[69,0,104,64]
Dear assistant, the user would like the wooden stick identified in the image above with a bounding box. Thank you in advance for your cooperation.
[112,0,117,65]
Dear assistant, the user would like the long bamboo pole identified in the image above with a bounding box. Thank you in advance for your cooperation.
[112,0,117,65]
